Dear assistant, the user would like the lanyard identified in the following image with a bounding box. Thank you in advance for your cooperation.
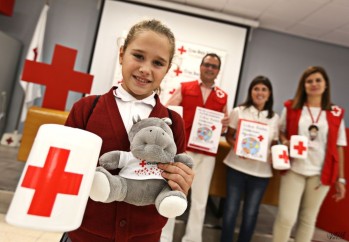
[306,105,322,124]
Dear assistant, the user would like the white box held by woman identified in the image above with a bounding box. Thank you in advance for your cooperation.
[272,144,290,170]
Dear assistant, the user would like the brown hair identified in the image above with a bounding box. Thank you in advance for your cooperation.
[123,19,175,65]
[123,19,175,95]
[240,75,275,118]
[292,66,331,110]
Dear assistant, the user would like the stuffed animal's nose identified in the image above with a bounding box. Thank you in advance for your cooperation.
[147,127,169,146]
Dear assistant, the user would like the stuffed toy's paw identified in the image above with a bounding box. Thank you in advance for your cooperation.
[90,167,110,202]
[158,195,187,218]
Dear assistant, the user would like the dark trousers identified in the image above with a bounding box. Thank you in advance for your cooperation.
[220,167,269,242]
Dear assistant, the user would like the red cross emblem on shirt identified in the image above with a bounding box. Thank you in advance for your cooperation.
[293,141,307,155]
[21,147,83,217]
[139,160,147,167]
[21,44,94,110]
[279,150,289,164]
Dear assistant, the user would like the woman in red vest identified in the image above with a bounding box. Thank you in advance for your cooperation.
[272,66,347,242]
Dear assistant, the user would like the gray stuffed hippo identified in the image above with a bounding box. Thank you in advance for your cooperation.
[89,117,193,218]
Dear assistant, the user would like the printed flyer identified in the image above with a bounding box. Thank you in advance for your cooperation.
[188,107,224,154]
[234,119,270,162]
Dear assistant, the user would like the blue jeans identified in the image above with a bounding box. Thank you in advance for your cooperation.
[220,167,269,242]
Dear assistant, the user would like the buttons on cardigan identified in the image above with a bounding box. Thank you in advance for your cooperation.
[119,219,127,227]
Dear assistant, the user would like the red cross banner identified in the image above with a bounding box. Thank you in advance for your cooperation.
[6,124,102,232]
[290,135,308,159]
[271,144,290,170]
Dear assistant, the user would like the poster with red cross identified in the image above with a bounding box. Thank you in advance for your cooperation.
[6,124,102,232]
[187,107,224,154]
[234,119,270,162]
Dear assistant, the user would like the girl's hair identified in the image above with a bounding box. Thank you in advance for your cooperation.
[240,75,275,119]
[123,19,175,95]
[292,66,331,110]
[123,19,176,64]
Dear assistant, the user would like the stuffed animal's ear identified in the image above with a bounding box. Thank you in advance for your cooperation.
[162,117,172,126]
[132,115,142,124]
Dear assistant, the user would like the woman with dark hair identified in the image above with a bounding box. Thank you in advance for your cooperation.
[272,66,347,242]
[220,76,279,242]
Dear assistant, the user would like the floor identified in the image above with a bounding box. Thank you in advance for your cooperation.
[0,145,347,242]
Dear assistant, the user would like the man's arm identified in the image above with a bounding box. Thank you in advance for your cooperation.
[221,104,229,133]
[165,86,183,106]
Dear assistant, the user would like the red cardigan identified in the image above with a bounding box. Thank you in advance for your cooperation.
[65,87,186,242]
[181,80,227,156]
[284,100,345,185]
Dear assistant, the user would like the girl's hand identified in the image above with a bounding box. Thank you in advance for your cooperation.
[332,182,346,202]
[158,162,195,196]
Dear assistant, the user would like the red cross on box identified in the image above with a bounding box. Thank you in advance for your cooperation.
[278,150,289,164]
[21,146,83,217]
[21,44,94,110]
[293,141,307,155]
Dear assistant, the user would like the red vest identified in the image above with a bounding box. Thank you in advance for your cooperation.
[181,80,227,156]
[284,100,345,185]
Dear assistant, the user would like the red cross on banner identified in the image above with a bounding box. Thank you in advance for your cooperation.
[173,67,183,76]
[177,46,186,55]
[21,147,83,217]
[21,44,94,110]
[293,141,307,155]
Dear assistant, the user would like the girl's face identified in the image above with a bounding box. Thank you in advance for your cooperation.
[251,83,270,110]
[119,31,172,99]
[304,72,326,98]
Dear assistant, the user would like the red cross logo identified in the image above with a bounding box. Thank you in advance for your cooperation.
[173,67,183,76]
[279,150,289,164]
[293,141,307,155]
[21,147,83,217]
[169,88,176,95]
[258,135,264,142]
[177,46,186,55]
[6,137,13,145]
[21,44,94,110]
[331,106,341,117]
[139,160,147,167]
[211,125,216,131]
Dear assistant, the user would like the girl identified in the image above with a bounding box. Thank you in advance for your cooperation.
[61,19,194,242]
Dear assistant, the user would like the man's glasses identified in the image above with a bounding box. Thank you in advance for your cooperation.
[201,62,220,70]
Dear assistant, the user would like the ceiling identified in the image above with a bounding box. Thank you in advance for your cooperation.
[157,0,349,48]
